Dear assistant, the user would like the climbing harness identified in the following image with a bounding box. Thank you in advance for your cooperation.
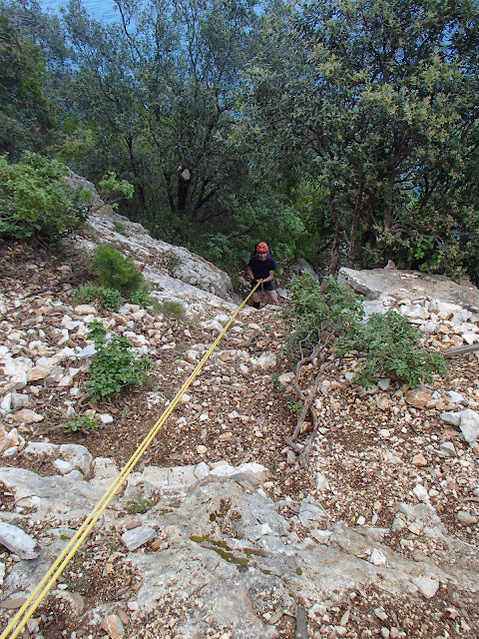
[0,282,262,639]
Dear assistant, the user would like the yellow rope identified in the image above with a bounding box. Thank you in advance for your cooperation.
[0,282,261,639]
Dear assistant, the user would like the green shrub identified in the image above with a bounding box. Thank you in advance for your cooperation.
[91,244,144,296]
[285,272,362,362]
[97,171,134,211]
[64,414,100,433]
[85,321,152,400]
[130,286,158,308]
[126,494,154,514]
[112,220,128,235]
[336,309,448,388]
[73,284,122,311]
[168,255,183,274]
[158,300,185,320]
[0,152,92,246]
[286,272,447,388]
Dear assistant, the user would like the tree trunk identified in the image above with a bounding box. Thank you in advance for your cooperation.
[382,171,395,263]
[347,180,364,268]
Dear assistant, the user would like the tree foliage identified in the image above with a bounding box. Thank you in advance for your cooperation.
[0,151,91,245]
[243,0,479,278]
[0,9,56,158]
[286,272,447,388]
[1,0,479,280]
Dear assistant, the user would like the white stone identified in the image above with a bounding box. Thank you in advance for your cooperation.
[100,414,114,424]
[447,391,466,404]
[76,344,96,359]
[457,510,477,525]
[439,411,461,427]
[429,300,463,317]
[377,378,390,390]
[121,526,157,551]
[459,409,479,443]
[1,393,12,412]
[369,548,386,566]
[315,473,330,491]
[278,372,294,385]
[0,522,39,559]
[54,459,74,475]
[411,576,439,598]
[413,484,429,502]
[74,304,98,316]
[439,441,456,457]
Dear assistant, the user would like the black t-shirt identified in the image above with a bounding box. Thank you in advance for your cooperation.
[248,255,276,280]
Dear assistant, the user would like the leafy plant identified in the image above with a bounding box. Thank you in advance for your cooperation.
[73,284,122,311]
[0,152,92,246]
[336,309,448,388]
[97,171,134,211]
[85,321,152,400]
[112,220,128,235]
[284,272,363,363]
[64,414,100,433]
[130,286,158,308]
[168,255,183,274]
[126,493,154,514]
[286,272,447,388]
[158,300,185,320]
[91,244,144,296]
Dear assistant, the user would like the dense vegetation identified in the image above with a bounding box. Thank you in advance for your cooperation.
[1,0,479,279]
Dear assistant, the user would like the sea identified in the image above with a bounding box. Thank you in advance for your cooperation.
[38,0,120,23]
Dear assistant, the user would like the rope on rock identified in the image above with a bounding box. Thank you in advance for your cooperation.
[0,282,261,639]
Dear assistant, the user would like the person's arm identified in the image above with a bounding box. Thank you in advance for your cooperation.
[261,269,275,283]
[247,266,255,281]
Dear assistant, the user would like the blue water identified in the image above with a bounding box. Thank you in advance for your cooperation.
[39,0,119,23]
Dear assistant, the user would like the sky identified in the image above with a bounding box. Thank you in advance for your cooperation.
[38,0,119,23]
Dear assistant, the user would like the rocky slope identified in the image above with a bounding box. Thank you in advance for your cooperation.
[0,202,478,639]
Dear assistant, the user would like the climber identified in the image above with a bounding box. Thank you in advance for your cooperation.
[247,241,280,309]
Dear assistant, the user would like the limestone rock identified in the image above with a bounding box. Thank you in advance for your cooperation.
[0,522,39,559]
[100,614,125,639]
[411,576,439,598]
[121,525,157,551]
[458,409,479,443]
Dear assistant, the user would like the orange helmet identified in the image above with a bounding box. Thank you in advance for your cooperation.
[257,242,269,254]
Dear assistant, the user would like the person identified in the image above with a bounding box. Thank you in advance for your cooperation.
[247,241,280,308]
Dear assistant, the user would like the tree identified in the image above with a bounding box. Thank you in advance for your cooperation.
[55,0,267,251]
[243,0,479,278]
[0,8,56,158]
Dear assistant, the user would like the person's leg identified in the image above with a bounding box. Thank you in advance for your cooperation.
[267,289,280,305]
[252,290,261,309]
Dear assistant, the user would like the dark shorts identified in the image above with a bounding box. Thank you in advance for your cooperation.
[251,280,276,291]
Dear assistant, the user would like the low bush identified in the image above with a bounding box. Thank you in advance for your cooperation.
[64,414,99,433]
[91,244,144,296]
[112,220,128,236]
[126,494,154,514]
[0,152,92,246]
[158,300,185,320]
[285,273,362,363]
[85,321,152,400]
[130,287,159,309]
[336,308,448,387]
[73,284,122,311]
[286,272,447,388]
